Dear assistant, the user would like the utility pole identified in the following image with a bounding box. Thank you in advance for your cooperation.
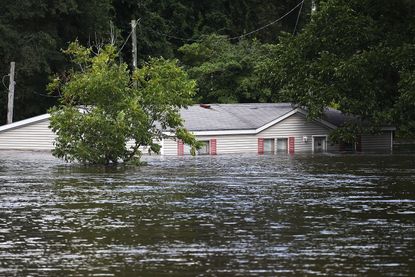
[311,0,317,14]
[131,19,138,69]
[7,61,15,124]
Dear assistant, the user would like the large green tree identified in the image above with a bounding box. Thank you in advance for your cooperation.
[179,34,271,103]
[257,0,415,138]
[49,42,199,165]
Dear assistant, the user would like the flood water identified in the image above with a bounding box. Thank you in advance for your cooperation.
[0,151,414,276]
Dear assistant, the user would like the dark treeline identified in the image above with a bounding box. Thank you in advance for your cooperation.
[1,0,414,137]
[0,0,306,122]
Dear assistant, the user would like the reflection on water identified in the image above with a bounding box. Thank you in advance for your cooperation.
[0,151,414,276]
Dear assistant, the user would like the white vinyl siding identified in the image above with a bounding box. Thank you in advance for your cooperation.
[0,120,55,150]
[215,135,257,154]
[163,113,334,155]
[0,113,393,154]
[327,141,341,152]
[361,132,393,152]
[0,119,162,154]
[162,137,178,155]
[258,113,333,152]
[162,135,258,155]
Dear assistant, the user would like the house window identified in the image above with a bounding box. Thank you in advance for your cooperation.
[276,138,288,153]
[182,140,212,155]
[264,139,275,154]
[197,141,210,155]
[183,143,191,155]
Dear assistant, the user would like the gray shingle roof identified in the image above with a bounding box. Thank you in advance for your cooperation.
[180,103,296,131]
[321,107,350,126]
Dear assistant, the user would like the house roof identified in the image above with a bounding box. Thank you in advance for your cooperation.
[0,113,50,133]
[1,103,393,135]
[180,103,297,132]
[179,103,344,133]
[321,107,350,126]
[321,107,396,131]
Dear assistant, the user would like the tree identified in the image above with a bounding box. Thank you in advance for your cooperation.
[48,41,199,165]
[113,0,309,65]
[1,0,312,124]
[257,0,415,139]
[179,34,270,103]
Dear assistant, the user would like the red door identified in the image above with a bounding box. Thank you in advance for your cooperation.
[177,139,184,156]
[288,137,295,154]
[210,139,217,155]
[258,138,264,155]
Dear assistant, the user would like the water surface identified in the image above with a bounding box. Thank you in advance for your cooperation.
[0,151,414,276]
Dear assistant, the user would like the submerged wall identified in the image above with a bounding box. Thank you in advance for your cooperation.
[0,113,393,154]
[163,113,336,155]
[361,132,393,152]
[0,119,55,150]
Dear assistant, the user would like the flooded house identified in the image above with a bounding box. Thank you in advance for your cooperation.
[0,103,394,155]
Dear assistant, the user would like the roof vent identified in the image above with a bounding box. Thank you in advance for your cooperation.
[199,104,211,109]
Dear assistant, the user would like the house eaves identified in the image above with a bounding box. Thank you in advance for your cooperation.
[0,114,51,134]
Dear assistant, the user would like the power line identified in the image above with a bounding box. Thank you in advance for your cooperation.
[2,74,9,90]
[142,26,202,43]
[140,0,304,43]
[229,0,305,40]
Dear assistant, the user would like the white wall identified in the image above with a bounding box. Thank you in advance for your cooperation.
[258,113,332,152]
[0,113,392,154]
[162,113,334,155]
[0,119,162,154]
[0,119,55,150]
[361,132,393,152]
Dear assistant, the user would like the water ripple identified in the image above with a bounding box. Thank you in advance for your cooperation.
[0,151,414,276]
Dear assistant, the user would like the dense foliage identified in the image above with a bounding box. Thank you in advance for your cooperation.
[113,0,309,60]
[179,34,271,103]
[49,42,199,165]
[0,0,113,122]
[1,0,414,138]
[0,0,306,123]
[257,0,415,138]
